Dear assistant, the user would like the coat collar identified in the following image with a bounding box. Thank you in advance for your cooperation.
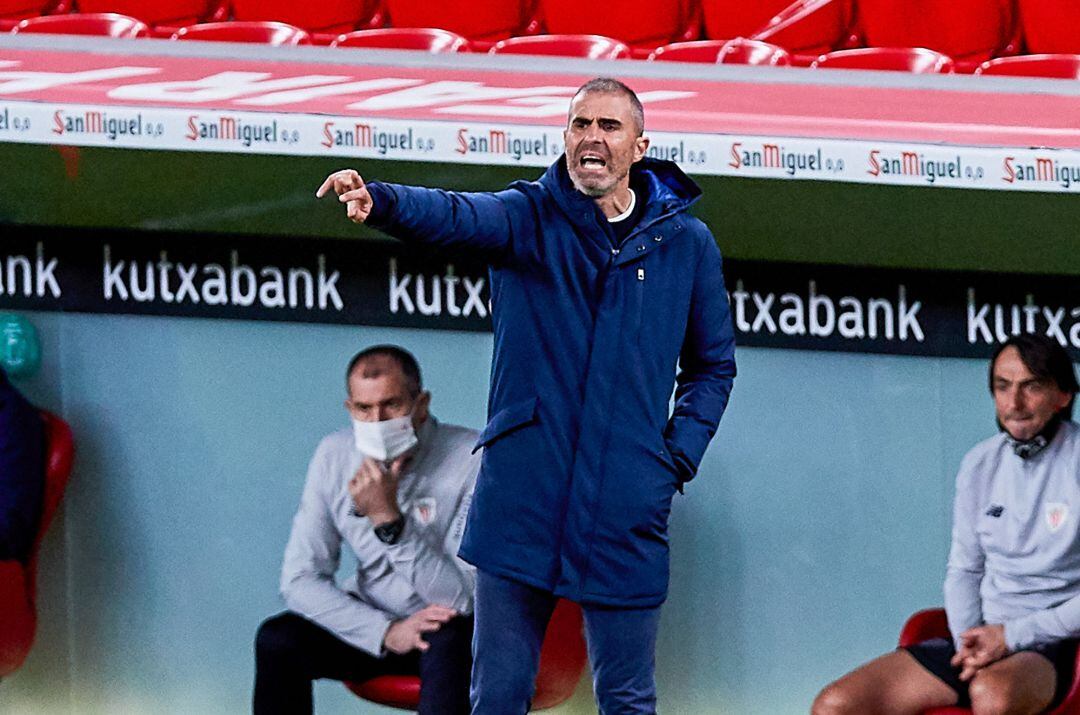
[540,155,702,240]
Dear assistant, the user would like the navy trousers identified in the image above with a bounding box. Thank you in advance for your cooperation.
[471,570,661,715]
[253,611,472,715]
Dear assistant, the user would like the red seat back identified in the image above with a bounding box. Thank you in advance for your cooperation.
[648,39,726,62]
[702,0,797,40]
[346,599,587,710]
[976,53,1080,78]
[73,0,215,27]
[33,412,73,578]
[490,34,631,59]
[231,0,382,35]
[0,0,61,23]
[332,27,471,52]
[532,599,588,707]
[856,0,1017,63]
[753,0,857,56]
[1018,0,1080,54]
[539,0,698,48]
[812,46,956,73]
[172,21,312,45]
[718,37,793,64]
[12,11,149,37]
[651,36,792,65]
[384,0,532,41]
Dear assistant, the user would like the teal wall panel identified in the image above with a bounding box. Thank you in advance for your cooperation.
[1,311,1019,714]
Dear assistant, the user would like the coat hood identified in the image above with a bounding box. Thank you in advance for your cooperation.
[538,155,703,233]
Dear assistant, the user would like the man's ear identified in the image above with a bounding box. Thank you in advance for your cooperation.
[413,391,432,427]
[633,134,650,163]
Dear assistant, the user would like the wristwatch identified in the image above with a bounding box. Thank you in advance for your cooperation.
[373,515,406,545]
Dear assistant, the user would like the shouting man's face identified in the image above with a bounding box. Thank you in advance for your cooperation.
[564,90,649,198]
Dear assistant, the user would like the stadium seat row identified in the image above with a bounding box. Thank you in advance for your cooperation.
[4,0,1080,54]
[7,13,1080,79]
[4,1,1080,79]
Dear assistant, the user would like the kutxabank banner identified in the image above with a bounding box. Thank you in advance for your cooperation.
[2,225,1079,359]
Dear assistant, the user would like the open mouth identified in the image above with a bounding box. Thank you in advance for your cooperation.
[579,153,607,169]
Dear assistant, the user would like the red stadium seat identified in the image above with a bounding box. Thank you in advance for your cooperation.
[758,0,1017,69]
[537,0,699,53]
[382,0,537,44]
[0,412,74,678]
[172,21,312,45]
[650,38,791,65]
[811,46,956,73]
[231,0,383,42]
[11,12,149,37]
[0,0,71,32]
[346,599,587,711]
[701,0,797,41]
[648,39,726,62]
[717,37,793,64]
[73,0,227,33]
[1018,0,1080,54]
[898,608,1080,715]
[489,34,631,60]
[855,0,1018,68]
[332,28,471,53]
[976,53,1080,79]
[753,0,859,60]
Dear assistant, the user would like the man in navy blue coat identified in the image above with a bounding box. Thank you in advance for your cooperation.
[318,77,736,714]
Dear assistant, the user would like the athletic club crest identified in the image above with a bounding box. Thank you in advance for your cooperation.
[413,497,437,526]
[1046,502,1070,533]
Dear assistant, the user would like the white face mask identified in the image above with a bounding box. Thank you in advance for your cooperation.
[352,414,418,462]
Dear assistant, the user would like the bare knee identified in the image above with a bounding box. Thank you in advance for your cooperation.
[969,676,1014,715]
[812,681,863,715]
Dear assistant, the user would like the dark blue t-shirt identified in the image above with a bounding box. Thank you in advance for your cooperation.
[0,370,45,564]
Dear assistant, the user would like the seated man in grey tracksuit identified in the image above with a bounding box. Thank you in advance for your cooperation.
[254,345,480,715]
[815,334,1080,715]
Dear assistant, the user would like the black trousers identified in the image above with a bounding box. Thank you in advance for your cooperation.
[253,611,473,715]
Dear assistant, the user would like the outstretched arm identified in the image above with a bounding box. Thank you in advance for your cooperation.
[317,168,521,263]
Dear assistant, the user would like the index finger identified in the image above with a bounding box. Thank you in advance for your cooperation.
[422,606,458,622]
[416,620,444,633]
[315,170,359,198]
[315,172,339,198]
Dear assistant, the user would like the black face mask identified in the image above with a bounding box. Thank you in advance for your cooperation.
[1000,412,1064,460]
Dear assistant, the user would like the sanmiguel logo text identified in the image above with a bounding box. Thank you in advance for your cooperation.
[867,150,963,184]
[728,143,826,176]
[455,128,549,161]
[52,109,146,140]
[321,122,414,154]
[1002,156,1080,189]
[186,115,279,147]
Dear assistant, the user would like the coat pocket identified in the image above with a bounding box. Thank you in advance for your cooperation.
[472,396,539,453]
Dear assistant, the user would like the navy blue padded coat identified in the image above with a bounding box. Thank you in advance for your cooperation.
[366,156,736,607]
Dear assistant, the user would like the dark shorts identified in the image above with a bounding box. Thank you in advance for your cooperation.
[902,637,1078,708]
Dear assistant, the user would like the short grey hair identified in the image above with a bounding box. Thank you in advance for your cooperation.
[570,77,645,136]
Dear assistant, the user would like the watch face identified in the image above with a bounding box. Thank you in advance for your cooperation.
[375,517,405,544]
